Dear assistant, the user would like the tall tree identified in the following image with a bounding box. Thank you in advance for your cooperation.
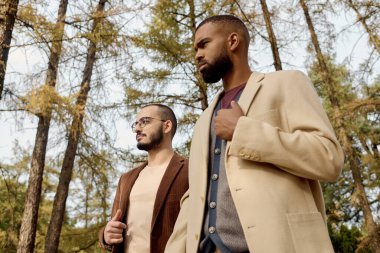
[299,0,380,251]
[259,0,282,70]
[0,0,19,100]
[17,1,69,252]
[44,0,108,252]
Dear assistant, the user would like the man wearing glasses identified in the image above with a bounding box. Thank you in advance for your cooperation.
[99,104,188,253]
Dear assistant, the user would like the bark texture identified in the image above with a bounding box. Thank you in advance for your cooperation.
[0,0,19,100]
[260,0,282,70]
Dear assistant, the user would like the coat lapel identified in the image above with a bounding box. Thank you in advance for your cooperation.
[199,91,223,159]
[151,154,184,230]
[225,72,265,153]
[238,71,265,115]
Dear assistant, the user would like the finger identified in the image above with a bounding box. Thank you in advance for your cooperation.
[108,237,124,244]
[106,234,124,245]
[107,221,126,230]
[109,233,124,240]
[104,225,125,245]
[230,101,243,113]
[111,209,122,221]
[107,226,124,234]
[215,109,228,120]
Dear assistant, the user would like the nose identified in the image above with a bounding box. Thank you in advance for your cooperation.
[133,123,143,133]
[195,49,203,63]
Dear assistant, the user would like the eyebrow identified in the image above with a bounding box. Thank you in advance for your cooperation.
[137,116,151,121]
[194,38,209,51]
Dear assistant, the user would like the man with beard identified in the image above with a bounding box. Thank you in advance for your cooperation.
[99,104,188,253]
[165,15,344,253]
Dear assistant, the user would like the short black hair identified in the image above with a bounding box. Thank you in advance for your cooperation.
[196,15,250,43]
[143,104,177,138]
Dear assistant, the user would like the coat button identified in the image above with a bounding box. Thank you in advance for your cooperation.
[211,174,218,181]
[208,226,216,234]
[214,148,221,155]
[209,201,216,208]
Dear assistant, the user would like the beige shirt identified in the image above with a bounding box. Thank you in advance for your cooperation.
[125,162,169,253]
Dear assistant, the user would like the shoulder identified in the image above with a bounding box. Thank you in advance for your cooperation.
[264,69,309,80]
[170,153,188,179]
[171,154,189,187]
[172,153,189,167]
[261,70,313,91]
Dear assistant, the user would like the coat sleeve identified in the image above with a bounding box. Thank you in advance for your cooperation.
[228,70,344,181]
[164,190,189,253]
[98,176,123,251]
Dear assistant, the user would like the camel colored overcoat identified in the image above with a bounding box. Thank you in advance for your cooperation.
[165,71,344,253]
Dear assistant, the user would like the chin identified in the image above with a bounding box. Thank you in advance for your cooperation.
[137,143,150,151]
[201,72,221,83]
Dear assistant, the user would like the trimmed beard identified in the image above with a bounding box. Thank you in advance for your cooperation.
[137,128,164,151]
[200,48,232,83]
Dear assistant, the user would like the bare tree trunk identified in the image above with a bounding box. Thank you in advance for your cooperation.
[299,0,338,106]
[44,1,107,252]
[0,0,19,100]
[17,118,50,253]
[17,1,68,253]
[347,0,379,54]
[259,0,282,70]
[299,0,380,252]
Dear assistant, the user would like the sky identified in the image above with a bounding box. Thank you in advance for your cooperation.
[1,3,379,162]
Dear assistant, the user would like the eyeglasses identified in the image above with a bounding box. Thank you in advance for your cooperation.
[131,116,166,132]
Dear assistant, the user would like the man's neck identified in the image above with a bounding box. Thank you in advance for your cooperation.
[147,147,174,167]
[222,65,252,91]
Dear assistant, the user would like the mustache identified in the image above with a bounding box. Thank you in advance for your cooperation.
[197,59,208,68]
[136,133,146,139]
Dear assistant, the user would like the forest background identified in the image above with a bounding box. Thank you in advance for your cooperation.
[0,0,379,252]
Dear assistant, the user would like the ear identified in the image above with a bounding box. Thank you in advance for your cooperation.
[163,120,173,135]
[228,32,239,52]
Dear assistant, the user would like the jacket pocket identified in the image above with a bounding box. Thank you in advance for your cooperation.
[287,212,334,253]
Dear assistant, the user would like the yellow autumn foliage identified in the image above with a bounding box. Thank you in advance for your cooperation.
[23,85,74,119]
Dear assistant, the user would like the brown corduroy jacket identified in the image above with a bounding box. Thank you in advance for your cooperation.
[98,153,188,253]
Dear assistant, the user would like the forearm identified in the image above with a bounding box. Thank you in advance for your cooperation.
[229,116,344,181]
